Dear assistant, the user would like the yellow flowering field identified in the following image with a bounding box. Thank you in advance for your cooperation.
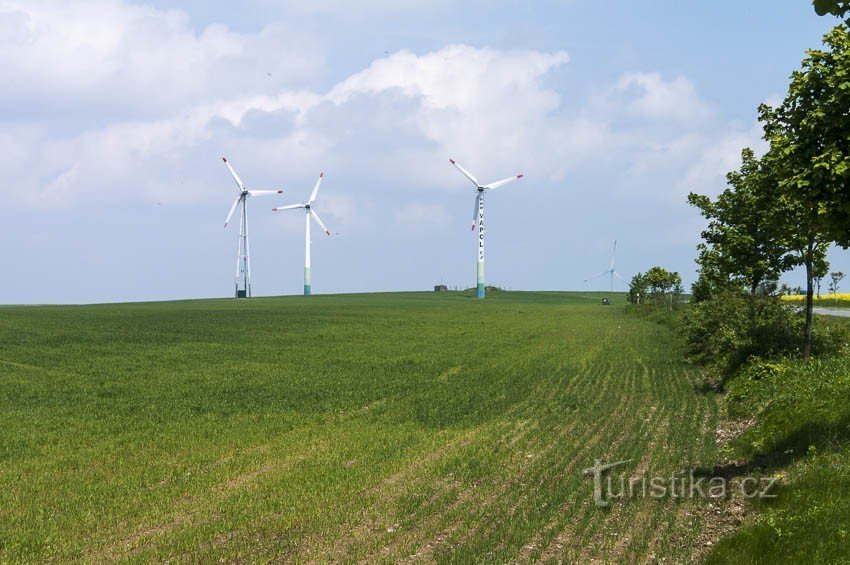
[780,293,850,303]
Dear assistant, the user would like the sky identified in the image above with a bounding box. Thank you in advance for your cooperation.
[2,0,847,303]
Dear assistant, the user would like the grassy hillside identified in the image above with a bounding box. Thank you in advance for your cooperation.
[0,291,717,562]
[705,354,850,564]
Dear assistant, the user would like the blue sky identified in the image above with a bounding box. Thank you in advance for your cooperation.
[2,0,846,303]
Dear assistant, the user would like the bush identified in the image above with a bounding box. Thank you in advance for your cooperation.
[682,291,804,381]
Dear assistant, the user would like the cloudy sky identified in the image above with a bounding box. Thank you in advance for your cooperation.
[2,0,845,303]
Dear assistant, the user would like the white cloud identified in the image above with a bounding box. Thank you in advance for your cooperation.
[613,72,713,124]
[681,122,767,196]
[4,40,575,207]
[0,0,322,117]
[0,3,758,227]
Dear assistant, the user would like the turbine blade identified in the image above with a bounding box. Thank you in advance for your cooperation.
[308,172,324,204]
[272,204,306,212]
[310,209,331,235]
[222,157,245,191]
[610,240,617,269]
[471,192,481,231]
[613,271,627,282]
[224,195,241,227]
[247,189,284,197]
[583,269,610,283]
[484,174,523,190]
[449,158,480,187]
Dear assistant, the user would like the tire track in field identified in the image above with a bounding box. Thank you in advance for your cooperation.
[579,362,677,560]
[569,360,692,562]
[575,412,670,562]
[533,358,675,562]
[501,362,632,536]
[354,358,608,562]
[93,399,400,562]
[511,360,629,561]
[433,360,625,561]
[581,362,714,563]
[219,388,536,562]
[433,359,633,562]
[533,361,642,562]
[292,418,507,562]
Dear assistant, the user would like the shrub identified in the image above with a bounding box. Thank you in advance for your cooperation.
[682,291,804,381]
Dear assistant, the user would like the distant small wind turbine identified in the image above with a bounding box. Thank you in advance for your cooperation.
[584,240,626,292]
[272,173,332,296]
[221,157,284,298]
[449,159,523,299]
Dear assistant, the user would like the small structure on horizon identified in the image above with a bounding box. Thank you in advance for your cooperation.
[434,285,448,292]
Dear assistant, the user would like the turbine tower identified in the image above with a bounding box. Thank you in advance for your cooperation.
[449,159,523,299]
[272,173,331,296]
[221,157,284,298]
[584,240,626,292]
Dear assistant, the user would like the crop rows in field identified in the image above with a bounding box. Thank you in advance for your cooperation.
[0,292,716,562]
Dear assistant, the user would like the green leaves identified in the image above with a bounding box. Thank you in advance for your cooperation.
[812,0,850,18]
[772,25,850,247]
[688,148,797,299]
[628,266,682,309]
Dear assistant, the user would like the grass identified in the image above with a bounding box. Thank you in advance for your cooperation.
[0,291,717,562]
[706,354,850,564]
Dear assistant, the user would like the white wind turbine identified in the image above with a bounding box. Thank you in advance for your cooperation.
[584,240,626,292]
[449,158,523,299]
[272,173,331,296]
[222,157,285,298]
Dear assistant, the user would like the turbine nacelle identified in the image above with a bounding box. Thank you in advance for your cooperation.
[270,172,331,238]
[583,240,626,291]
[449,158,523,232]
[221,157,285,227]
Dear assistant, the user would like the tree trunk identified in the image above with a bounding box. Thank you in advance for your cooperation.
[803,243,815,360]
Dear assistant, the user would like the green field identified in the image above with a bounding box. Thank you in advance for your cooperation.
[0,292,718,562]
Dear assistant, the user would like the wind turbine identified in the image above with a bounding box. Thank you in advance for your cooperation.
[584,240,626,292]
[449,158,523,299]
[222,157,284,298]
[272,173,331,296]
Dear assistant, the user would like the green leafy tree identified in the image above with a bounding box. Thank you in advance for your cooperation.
[628,272,647,304]
[688,148,795,298]
[813,0,850,18]
[630,267,682,310]
[765,26,850,248]
[758,27,850,357]
[829,271,845,294]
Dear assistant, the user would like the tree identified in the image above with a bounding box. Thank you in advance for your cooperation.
[829,271,845,295]
[759,141,831,358]
[629,267,682,310]
[756,26,850,357]
[628,272,647,304]
[764,26,850,248]
[688,148,796,298]
[813,0,850,18]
